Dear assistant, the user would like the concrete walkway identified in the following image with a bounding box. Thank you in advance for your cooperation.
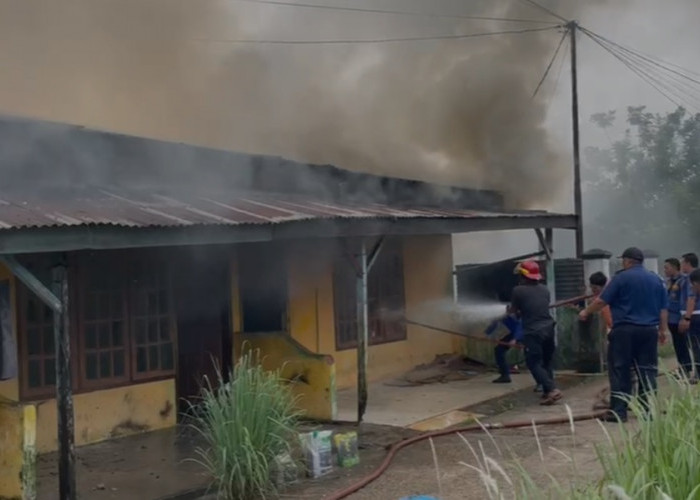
[337,371,538,427]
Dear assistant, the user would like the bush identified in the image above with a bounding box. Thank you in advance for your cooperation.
[189,348,302,500]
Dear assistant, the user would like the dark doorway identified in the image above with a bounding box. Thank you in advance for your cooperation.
[173,246,232,412]
[238,243,288,333]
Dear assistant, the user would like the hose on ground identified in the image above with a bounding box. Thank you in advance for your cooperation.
[324,410,608,500]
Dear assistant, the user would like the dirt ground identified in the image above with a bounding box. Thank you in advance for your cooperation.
[36,375,613,500]
[284,375,613,500]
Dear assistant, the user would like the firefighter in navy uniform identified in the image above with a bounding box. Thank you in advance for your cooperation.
[580,247,668,422]
[510,260,562,405]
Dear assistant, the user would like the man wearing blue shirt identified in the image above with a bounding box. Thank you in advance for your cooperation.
[679,253,700,381]
[664,257,690,376]
[686,269,700,381]
[485,313,523,384]
[579,247,669,422]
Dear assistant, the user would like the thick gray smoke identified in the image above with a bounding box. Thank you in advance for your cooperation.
[0,0,607,208]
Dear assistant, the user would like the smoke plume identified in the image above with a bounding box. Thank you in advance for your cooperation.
[0,0,605,208]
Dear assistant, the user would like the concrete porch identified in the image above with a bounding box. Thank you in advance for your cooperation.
[337,371,538,429]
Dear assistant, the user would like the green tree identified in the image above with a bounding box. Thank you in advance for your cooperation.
[583,106,700,257]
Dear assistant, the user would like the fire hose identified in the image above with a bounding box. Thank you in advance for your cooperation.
[323,293,600,500]
[405,293,594,349]
[324,410,607,500]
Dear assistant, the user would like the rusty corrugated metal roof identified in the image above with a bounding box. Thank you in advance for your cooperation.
[0,188,556,231]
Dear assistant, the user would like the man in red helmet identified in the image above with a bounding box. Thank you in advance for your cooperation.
[510,260,562,405]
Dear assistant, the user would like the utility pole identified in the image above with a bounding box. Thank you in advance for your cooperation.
[568,21,584,258]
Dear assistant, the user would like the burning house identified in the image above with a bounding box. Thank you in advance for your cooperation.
[0,117,577,498]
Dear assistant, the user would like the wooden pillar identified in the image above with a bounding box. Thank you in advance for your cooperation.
[356,241,369,423]
[52,265,75,500]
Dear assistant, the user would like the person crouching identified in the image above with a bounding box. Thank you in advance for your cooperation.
[485,312,523,384]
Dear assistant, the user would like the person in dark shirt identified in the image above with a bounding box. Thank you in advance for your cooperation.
[686,269,700,382]
[510,260,561,405]
[579,247,669,422]
[678,253,699,382]
[485,313,522,384]
[664,257,690,376]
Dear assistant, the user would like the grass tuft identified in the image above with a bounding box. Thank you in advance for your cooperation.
[187,347,302,500]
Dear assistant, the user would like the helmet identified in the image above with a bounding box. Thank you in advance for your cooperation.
[514,260,542,281]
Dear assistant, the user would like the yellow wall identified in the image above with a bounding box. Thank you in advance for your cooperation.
[286,236,458,390]
[33,379,176,454]
[0,402,23,499]
[233,333,336,420]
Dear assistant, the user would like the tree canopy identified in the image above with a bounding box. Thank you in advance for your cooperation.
[583,106,700,257]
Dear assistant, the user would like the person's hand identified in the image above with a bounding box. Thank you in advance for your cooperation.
[508,339,517,347]
[679,319,690,333]
[578,309,589,322]
[658,328,669,345]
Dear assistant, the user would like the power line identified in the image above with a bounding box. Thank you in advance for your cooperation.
[517,0,569,23]
[234,0,559,24]
[194,25,561,45]
[544,34,569,115]
[581,28,700,111]
[581,30,691,112]
[532,27,569,98]
[581,27,700,86]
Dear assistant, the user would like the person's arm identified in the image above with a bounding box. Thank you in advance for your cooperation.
[509,289,521,318]
[658,280,669,343]
[581,276,618,321]
[659,309,669,344]
[680,277,694,333]
[601,306,613,331]
[580,298,607,318]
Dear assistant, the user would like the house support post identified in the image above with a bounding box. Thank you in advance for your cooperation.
[52,265,75,500]
[0,255,75,500]
[355,241,369,423]
[353,236,385,424]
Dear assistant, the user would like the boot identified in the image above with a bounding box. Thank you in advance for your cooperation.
[492,375,512,384]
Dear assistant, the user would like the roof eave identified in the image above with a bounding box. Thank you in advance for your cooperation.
[0,214,578,255]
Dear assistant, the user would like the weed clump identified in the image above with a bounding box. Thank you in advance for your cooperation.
[189,349,302,500]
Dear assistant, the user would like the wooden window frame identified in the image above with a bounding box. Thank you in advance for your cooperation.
[17,250,177,402]
[333,239,408,351]
[129,257,176,381]
[76,254,131,391]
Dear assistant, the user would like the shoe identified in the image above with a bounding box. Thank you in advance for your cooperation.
[690,378,699,385]
[534,384,543,393]
[599,411,627,423]
[510,365,520,374]
[540,389,563,406]
[492,376,512,384]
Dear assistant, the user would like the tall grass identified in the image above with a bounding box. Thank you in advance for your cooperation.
[188,348,302,500]
[455,375,700,499]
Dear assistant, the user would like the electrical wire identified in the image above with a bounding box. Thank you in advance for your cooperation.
[581,29,700,113]
[580,27,700,82]
[543,34,569,116]
[532,27,569,98]
[583,31,698,113]
[233,0,559,25]
[581,27,700,108]
[193,25,561,45]
[517,0,569,23]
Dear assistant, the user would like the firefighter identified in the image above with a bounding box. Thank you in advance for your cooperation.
[510,260,562,405]
[484,312,522,384]
[579,247,668,422]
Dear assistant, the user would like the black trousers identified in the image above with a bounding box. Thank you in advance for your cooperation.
[670,323,692,375]
[689,316,700,377]
[494,333,514,378]
[608,324,658,420]
[522,331,556,394]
